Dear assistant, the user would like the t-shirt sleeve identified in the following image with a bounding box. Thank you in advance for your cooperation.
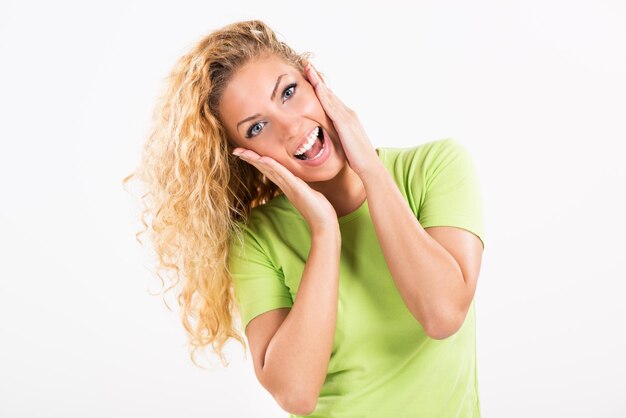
[416,138,485,249]
[228,224,294,331]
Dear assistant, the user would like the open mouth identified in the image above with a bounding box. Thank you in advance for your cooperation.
[294,127,325,161]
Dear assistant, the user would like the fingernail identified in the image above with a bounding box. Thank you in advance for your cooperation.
[232,150,242,156]
[308,67,319,83]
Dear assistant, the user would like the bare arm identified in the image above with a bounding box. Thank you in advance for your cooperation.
[361,162,470,339]
[261,226,341,415]
[300,64,483,340]
[232,129,342,415]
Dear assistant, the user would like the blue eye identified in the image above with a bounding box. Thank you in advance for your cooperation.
[246,122,266,138]
[245,82,298,138]
[283,83,297,101]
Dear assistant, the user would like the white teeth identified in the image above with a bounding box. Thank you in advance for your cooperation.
[294,127,320,156]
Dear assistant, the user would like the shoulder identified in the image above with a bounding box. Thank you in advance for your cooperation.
[244,194,300,228]
[376,137,466,171]
[231,193,304,250]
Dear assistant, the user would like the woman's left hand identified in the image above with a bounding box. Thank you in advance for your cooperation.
[304,63,380,179]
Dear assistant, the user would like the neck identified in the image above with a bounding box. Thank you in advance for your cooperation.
[309,162,366,218]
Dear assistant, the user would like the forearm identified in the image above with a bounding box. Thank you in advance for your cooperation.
[262,227,341,413]
[361,162,466,338]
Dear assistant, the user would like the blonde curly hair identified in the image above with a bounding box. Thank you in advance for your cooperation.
[122,20,313,368]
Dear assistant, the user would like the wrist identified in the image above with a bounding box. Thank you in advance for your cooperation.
[357,158,386,184]
[311,224,341,245]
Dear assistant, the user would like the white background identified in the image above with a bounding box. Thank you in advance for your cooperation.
[1,0,625,417]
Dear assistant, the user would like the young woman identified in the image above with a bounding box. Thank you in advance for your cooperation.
[126,19,485,417]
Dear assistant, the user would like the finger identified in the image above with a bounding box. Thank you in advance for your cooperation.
[305,63,322,88]
[305,65,354,122]
[235,149,270,177]
[305,64,335,94]
[235,150,301,194]
[305,65,339,116]
[256,156,301,191]
[314,83,351,125]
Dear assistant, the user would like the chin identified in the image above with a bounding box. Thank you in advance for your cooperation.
[305,160,348,185]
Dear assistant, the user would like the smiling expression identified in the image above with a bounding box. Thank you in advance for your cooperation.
[218,54,347,182]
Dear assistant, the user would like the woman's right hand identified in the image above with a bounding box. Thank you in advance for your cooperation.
[232,149,339,233]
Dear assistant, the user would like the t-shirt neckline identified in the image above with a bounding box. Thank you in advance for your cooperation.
[338,197,368,224]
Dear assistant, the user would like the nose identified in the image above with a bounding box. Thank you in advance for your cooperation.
[274,112,303,144]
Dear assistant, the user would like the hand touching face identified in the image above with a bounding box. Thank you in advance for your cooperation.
[302,63,380,179]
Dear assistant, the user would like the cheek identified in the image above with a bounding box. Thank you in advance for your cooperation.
[297,88,323,114]
[254,144,289,162]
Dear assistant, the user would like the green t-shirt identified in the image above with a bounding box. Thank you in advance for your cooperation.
[228,138,485,417]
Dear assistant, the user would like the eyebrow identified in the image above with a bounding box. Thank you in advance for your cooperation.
[236,73,288,134]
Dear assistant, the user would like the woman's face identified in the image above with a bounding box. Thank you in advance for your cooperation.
[218,54,347,183]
